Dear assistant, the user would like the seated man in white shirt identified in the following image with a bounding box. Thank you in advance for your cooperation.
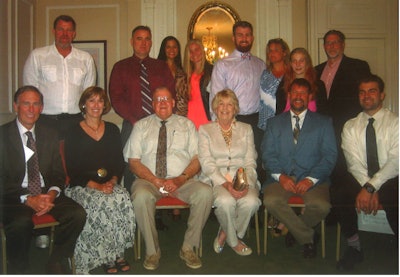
[333,74,398,271]
[123,87,213,271]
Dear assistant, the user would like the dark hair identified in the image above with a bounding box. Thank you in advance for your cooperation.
[288,78,312,93]
[53,15,76,30]
[233,21,253,35]
[131,25,152,37]
[79,86,111,115]
[14,85,43,104]
[157,36,183,69]
[359,74,385,92]
[323,30,345,43]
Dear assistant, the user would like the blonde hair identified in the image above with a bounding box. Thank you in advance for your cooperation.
[183,39,206,99]
[211,89,240,116]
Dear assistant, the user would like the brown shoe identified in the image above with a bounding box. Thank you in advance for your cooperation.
[179,248,202,269]
[143,249,161,270]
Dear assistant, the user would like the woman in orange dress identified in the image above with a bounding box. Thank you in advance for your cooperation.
[180,39,213,129]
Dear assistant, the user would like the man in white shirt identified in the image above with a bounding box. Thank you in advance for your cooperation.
[124,87,212,271]
[334,74,398,271]
[23,15,96,139]
[210,20,266,181]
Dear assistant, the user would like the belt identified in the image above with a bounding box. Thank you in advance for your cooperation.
[41,113,82,120]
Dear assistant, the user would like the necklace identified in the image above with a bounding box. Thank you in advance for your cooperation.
[84,120,102,135]
[219,123,233,148]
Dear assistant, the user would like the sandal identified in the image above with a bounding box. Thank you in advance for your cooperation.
[116,258,130,272]
[103,262,118,274]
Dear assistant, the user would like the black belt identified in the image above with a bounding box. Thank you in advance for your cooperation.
[41,113,82,120]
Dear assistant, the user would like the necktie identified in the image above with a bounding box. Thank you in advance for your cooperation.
[293,115,300,144]
[156,121,167,178]
[140,61,152,116]
[366,118,379,177]
[241,52,251,60]
[26,131,42,195]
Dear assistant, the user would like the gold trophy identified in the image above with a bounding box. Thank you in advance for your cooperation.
[232,167,249,191]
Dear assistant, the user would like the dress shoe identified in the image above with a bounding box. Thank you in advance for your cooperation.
[285,232,296,247]
[180,248,202,269]
[232,241,252,256]
[336,247,364,271]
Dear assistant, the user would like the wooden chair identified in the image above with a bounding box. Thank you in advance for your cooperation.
[264,195,326,257]
[1,214,59,274]
[134,196,202,260]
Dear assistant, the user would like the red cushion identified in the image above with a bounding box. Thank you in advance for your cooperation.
[288,196,304,205]
[32,214,57,225]
[156,196,188,206]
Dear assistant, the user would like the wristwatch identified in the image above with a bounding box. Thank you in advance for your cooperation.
[363,183,376,193]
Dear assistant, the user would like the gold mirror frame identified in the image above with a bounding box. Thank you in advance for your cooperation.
[188,1,241,63]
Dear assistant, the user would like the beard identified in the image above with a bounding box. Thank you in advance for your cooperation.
[235,42,253,53]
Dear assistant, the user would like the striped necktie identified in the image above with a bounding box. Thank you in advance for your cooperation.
[293,115,300,144]
[140,61,152,115]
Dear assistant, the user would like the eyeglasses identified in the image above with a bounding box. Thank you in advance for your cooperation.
[154,96,171,103]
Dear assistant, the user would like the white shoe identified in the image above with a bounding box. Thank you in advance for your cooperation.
[36,235,50,248]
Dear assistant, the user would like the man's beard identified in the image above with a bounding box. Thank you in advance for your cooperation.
[236,43,252,53]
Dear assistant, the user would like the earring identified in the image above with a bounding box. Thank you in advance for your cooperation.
[82,105,85,109]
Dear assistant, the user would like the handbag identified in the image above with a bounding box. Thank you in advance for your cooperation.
[232,167,249,191]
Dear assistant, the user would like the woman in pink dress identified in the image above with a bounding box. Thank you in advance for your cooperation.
[180,39,213,129]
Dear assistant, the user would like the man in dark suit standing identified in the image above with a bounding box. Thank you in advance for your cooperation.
[262,78,337,258]
[315,31,371,222]
[0,86,86,274]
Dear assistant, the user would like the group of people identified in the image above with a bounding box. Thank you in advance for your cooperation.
[0,14,397,276]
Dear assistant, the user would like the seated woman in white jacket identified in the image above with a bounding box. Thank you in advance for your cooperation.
[198,89,261,256]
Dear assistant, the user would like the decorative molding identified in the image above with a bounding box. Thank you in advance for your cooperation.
[141,0,176,58]
[256,0,292,61]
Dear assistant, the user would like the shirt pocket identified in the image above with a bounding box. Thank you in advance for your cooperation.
[41,65,57,82]
[71,68,85,86]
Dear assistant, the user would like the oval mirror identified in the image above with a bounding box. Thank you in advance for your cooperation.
[188,2,241,64]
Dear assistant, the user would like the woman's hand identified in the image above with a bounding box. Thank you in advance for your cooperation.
[222,181,248,199]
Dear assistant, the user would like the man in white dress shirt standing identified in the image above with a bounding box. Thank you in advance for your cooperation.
[334,74,398,271]
[23,15,96,139]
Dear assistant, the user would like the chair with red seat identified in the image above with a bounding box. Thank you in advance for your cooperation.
[263,195,326,257]
[134,196,201,260]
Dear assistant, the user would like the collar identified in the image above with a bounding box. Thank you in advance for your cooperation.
[290,109,308,121]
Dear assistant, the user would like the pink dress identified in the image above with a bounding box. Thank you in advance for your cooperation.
[187,73,209,129]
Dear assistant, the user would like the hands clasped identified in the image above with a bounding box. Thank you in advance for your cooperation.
[279,174,313,195]
[26,194,55,216]
[222,181,248,199]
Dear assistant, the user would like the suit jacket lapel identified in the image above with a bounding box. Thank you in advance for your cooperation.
[9,120,25,163]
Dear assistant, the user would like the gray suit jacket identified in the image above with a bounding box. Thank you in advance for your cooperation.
[0,119,65,206]
[262,110,337,186]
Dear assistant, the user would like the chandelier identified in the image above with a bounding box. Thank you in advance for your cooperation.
[202,27,228,64]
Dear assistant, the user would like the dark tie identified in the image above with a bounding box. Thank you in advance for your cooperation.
[293,115,300,144]
[241,52,251,60]
[366,118,379,177]
[156,121,167,178]
[26,131,42,195]
[140,61,152,116]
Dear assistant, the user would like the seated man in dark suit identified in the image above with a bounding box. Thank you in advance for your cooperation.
[0,85,86,274]
[262,78,337,258]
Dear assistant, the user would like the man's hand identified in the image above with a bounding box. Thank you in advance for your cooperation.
[279,174,296,193]
[26,194,55,216]
[356,189,379,215]
[296,178,313,195]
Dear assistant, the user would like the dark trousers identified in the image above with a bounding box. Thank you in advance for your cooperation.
[331,173,398,238]
[121,119,136,192]
[3,194,86,271]
[236,113,266,183]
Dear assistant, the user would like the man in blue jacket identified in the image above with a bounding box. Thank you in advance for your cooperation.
[262,78,337,258]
